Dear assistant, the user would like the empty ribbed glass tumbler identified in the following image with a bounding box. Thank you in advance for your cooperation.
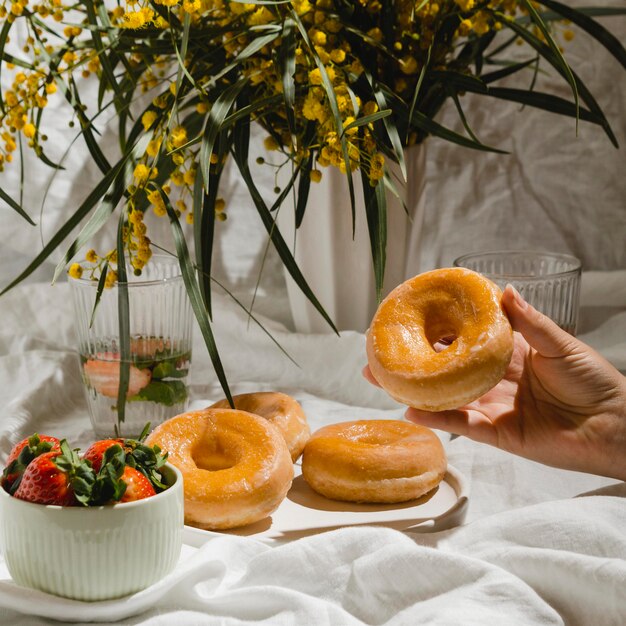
[70,255,193,438]
[453,251,581,335]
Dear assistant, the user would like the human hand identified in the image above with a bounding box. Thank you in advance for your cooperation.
[364,285,626,481]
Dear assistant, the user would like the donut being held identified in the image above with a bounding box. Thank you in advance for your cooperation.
[302,420,446,503]
[366,268,514,412]
[210,392,310,462]
[146,409,293,530]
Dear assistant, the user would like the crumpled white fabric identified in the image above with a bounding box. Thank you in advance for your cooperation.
[1,493,625,625]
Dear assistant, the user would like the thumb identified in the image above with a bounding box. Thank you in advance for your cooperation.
[501,284,577,358]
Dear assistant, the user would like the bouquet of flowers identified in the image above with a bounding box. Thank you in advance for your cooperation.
[1,0,625,403]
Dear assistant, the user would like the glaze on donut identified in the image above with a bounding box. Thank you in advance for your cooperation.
[146,409,293,530]
[210,392,310,462]
[366,268,514,411]
[302,420,446,503]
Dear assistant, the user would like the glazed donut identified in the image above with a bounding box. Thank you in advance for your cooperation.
[146,409,293,530]
[301,420,446,503]
[210,392,310,462]
[366,268,514,411]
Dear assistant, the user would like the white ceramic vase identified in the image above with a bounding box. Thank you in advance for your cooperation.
[278,143,427,333]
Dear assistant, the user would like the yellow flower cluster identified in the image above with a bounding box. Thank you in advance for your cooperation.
[0,0,577,281]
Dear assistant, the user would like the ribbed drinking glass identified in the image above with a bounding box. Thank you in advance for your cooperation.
[453,251,581,335]
[69,255,193,437]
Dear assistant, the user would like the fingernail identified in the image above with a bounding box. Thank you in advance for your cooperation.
[506,283,528,310]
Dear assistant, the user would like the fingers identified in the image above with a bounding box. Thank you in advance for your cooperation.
[501,284,577,359]
[405,407,497,445]
[405,407,469,436]
[361,365,381,388]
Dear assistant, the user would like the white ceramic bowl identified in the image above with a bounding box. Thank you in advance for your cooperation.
[0,463,183,601]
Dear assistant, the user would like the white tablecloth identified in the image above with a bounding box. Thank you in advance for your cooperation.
[0,271,624,624]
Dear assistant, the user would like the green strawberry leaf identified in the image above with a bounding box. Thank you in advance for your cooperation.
[54,439,97,506]
[89,444,127,504]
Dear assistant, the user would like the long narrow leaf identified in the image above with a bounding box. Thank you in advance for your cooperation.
[408,108,508,154]
[476,86,606,125]
[115,215,130,429]
[89,260,109,328]
[0,19,12,114]
[0,187,36,226]
[161,190,234,407]
[447,88,484,146]
[199,77,249,193]
[364,71,407,180]
[232,114,338,333]
[289,9,356,233]
[538,0,626,69]
[360,168,386,303]
[53,171,127,283]
[341,110,392,137]
[212,30,280,84]
[498,12,618,146]
[294,127,317,229]
[517,2,579,120]
[1,154,128,295]
[280,18,297,144]
[481,58,537,84]
[83,0,122,110]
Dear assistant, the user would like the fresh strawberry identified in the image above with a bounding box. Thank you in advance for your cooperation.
[118,466,156,502]
[85,424,169,493]
[83,438,125,472]
[2,434,61,494]
[83,356,151,398]
[13,441,96,506]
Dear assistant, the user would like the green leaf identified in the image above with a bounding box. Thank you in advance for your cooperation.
[295,157,312,229]
[408,107,508,154]
[481,58,538,84]
[1,153,129,296]
[83,0,122,110]
[429,70,488,94]
[129,380,188,406]
[360,167,386,303]
[89,260,109,329]
[447,88,484,147]
[289,9,356,233]
[212,30,280,84]
[279,18,297,143]
[0,18,12,114]
[66,76,112,174]
[408,43,433,146]
[0,187,36,226]
[161,189,234,407]
[173,12,194,94]
[364,71,406,180]
[151,359,188,379]
[497,12,618,147]
[510,3,579,124]
[199,77,249,194]
[341,110,392,137]
[537,0,626,69]
[53,166,127,283]
[478,87,606,126]
[116,215,130,428]
[232,113,338,333]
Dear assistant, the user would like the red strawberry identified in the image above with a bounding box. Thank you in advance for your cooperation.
[13,441,96,506]
[2,434,61,494]
[119,466,156,502]
[14,451,77,506]
[83,438,125,472]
